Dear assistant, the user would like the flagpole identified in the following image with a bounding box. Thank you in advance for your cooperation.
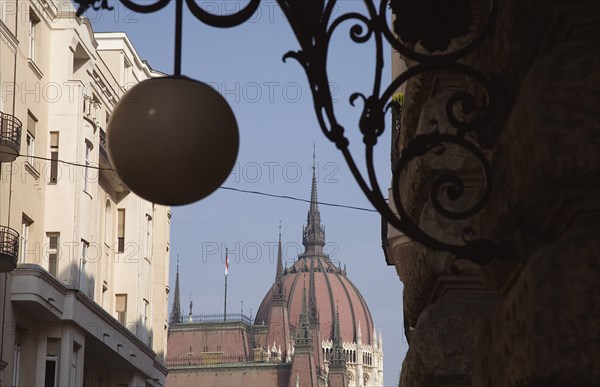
[224,248,228,322]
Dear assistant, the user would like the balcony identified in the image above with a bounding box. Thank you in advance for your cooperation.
[166,353,253,367]
[83,95,99,124]
[0,225,19,272]
[0,111,22,163]
[11,264,168,384]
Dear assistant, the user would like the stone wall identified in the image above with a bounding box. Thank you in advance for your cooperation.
[167,363,290,387]
[389,0,600,386]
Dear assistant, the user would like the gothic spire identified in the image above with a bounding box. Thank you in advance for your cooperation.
[297,284,312,344]
[329,306,346,368]
[170,256,183,324]
[373,325,378,347]
[302,146,325,257]
[308,259,319,324]
[310,144,318,215]
[273,224,285,300]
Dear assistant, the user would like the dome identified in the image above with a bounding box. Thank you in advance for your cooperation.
[255,153,375,346]
[255,255,376,345]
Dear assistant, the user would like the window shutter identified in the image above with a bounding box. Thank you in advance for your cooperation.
[117,210,125,236]
[116,294,127,312]
[27,112,36,136]
[50,132,59,147]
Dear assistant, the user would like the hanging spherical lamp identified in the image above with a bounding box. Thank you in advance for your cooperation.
[107,76,239,205]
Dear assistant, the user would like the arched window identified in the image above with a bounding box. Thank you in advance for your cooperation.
[104,200,112,245]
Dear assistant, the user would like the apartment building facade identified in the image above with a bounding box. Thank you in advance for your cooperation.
[0,1,170,385]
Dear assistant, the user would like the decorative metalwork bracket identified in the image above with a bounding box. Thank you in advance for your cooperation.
[75,0,512,264]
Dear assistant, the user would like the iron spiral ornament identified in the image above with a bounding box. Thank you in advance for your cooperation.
[75,0,512,263]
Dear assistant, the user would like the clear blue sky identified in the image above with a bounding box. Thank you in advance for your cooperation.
[90,1,407,385]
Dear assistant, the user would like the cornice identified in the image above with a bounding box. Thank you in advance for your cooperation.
[0,21,18,53]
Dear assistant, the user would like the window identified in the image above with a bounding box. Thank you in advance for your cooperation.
[83,141,92,193]
[47,233,59,276]
[12,343,21,387]
[26,132,35,165]
[117,209,125,253]
[70,344,80,386]
[123,58,132,87]
[26,111,37,167]
[45,356,57,386]
[116,294,127,325]
[144,299,149,322]
[45,339,60,387]
[0,71,3,112]
[103,245,109,284]
[79,240,88,293]
[49,131,59,184]
[145,214,152,259]
[20,215,32,263]
[104,200,112,245]
[28,10,39,61]
[143,299,149,344]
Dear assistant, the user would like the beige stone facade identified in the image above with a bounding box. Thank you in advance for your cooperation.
[385,1,600,386]
[0,1,170,385]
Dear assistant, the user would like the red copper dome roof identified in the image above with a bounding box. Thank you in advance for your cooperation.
[256,153,375,345]
[255,256,375,345]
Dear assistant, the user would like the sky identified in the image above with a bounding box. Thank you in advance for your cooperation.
[89,1,407,385]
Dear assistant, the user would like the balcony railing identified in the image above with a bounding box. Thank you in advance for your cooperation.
[83,95,99,123]
[0,226,19,272]
[0,111,22,163]
[179,313,252,325]
[166,353,254,367]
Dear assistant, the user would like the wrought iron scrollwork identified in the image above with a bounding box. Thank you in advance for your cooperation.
[74,0,113,16]
[279,0,510,263]
[75,0,261,25]
[185,0,261,28]
[75,0,511,263]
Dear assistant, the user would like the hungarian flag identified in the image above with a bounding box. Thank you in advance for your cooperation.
[225,251,229,276]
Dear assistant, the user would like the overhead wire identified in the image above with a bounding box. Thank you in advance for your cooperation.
[0,150,378,213]
[0,150,113,170]
[218,186,377,212]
